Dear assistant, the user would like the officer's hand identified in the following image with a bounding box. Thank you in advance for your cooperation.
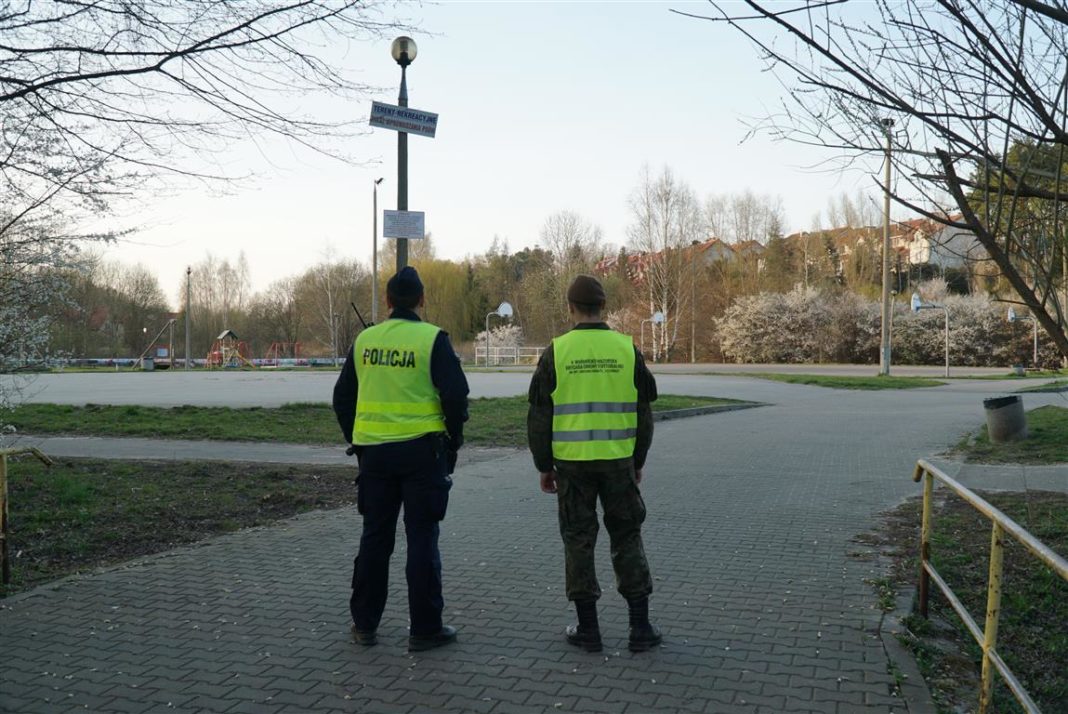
[540,470,558,494]
[446,449,458,475]
[635,468,643,484]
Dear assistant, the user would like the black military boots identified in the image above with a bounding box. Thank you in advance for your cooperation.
[565,599,603,652]
[626,596,662,652]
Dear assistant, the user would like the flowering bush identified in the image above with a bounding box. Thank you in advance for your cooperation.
[475,322,524,349]
[716,283,1041,366]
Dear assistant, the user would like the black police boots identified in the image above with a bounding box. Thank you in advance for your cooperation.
[350,623,377,647]
[408,624,457,652]
[627,596,662,652]
[565,599,603,652]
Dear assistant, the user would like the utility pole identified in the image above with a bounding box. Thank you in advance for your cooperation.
[185,266,192,370]
[879,118,894,376]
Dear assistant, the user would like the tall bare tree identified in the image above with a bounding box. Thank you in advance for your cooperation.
[1,1,405,398]
[691,0,1068,356]
[627,166,705,360]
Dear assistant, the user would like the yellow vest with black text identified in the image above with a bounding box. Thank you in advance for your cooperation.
[551,329,638,461]
[353,319,446,445]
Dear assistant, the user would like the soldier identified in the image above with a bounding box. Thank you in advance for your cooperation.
[333,266,469,652]
[527,274,661,653]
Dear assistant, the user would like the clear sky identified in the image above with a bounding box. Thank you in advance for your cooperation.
[109,1,886,307]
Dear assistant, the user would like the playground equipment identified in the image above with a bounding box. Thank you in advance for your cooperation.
[263,341,303,367]
[206,329,255,369]
[136,318,177,370]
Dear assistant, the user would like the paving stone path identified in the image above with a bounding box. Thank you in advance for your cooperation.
[2,374,1066,713]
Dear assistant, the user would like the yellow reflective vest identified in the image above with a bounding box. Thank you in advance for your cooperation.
[550,328,638,461]
[353,318,446,445]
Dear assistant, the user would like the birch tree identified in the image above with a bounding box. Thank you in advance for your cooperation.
[627,166,705,361]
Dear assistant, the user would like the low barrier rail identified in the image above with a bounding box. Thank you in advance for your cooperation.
[912,458,1068,713]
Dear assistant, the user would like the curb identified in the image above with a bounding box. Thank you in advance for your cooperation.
[879,591,938,714]
[653,401,767,422]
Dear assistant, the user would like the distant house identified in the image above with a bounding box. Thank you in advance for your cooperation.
[694,238,735,264]
[595,237,744,286]
[732,239,766,259]
[907,225,984,269]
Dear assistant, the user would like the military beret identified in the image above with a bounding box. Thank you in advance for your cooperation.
[566,274,606,306]
[387,266,424,300]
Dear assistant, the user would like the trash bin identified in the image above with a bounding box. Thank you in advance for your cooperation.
[983,395,1027,442]
[142,357,154,372]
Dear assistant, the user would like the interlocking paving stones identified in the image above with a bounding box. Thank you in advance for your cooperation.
[4,373,1067,712]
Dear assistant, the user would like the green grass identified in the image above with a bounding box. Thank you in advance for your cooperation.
[1018,378,1068,393]
[1,458,355,595]
[955,405,1068,463]
[951,370,1067,381]
[3,395,741,448]
[924,492,1068,711]
[738,373,944,390]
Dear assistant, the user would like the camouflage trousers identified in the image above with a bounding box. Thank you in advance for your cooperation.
[554,460,653,602]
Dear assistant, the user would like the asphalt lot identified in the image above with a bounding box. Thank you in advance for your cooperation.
[1,362,1026,407]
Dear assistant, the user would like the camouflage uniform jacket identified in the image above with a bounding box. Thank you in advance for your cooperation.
[527,323,657,472]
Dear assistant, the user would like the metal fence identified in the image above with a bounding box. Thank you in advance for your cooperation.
[473,346,544,366]
[912,458,1068,713]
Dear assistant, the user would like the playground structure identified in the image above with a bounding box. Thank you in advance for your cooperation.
[206,329,255,369]
[263,341,303,367]
[136,317,177,370]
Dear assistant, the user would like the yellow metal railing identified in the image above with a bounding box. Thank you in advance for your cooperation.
[0,446,53,585]
[913,458,1068,714]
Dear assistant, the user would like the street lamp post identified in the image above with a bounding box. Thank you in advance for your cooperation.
[372,177,384,323]
[391,36,417,273]
[879,117,894,376]
[185,266,191,370]
[912,292,950,377]
[484,302,513,366]
[1007,307,1039,367]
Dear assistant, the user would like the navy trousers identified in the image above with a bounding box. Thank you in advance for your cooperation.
[350,435,452,636]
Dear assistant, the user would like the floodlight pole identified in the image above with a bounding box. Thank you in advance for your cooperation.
[483,303,512,366]
[913,293,950,377]
[941,306,949,378]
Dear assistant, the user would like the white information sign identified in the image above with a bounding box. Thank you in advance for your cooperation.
[369,101,439,138]
[383,210,426,240]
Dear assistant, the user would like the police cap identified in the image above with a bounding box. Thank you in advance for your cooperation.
[387,266,424,301]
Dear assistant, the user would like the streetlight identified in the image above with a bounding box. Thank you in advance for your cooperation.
[185,266,191,370]
[640,311,665,363]
[372,177,385,323]
[391,36,417,273]
[911,292,950,377]
[485,301,513,366]
[1007,307,1039,368]
[879,117,894,376]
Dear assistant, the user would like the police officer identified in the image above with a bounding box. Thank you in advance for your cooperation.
[527,274,661,653]
[333,266,469,652]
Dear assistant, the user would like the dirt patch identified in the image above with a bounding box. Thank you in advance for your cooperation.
[3,457,356,595]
